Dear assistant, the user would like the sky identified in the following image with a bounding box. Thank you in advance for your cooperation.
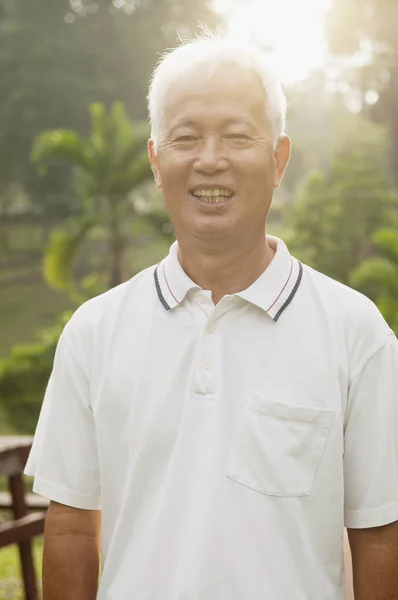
[214,0,333,83]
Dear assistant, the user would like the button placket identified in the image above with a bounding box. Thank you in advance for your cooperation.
[206,323,216,334]
[202,326,215,373]
[192,310,219,397]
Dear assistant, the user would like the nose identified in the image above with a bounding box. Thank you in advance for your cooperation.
[193,136,229,174]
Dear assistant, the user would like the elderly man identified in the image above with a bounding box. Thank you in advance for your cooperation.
[25,32,398,600]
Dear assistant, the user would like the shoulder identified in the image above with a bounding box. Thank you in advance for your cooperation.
[62,264,157,343]
[301,263,394,371]
[302,264,390,330]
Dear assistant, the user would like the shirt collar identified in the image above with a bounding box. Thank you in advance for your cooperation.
[154,236,303,322]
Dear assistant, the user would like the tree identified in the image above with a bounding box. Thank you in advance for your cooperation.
[282,71,361,198]
[0,0,221,217]
[350,228,398,333]
[326,0,398,181]
[287,117,398,284]
[32,102,170,293]
[0,1,81,218]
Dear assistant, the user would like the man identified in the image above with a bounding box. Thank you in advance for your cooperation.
[25,32,398,599]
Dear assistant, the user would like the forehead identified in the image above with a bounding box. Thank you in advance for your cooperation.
[163,63,269,130]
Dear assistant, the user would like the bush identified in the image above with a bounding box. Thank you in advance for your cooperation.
[0,311,72,433]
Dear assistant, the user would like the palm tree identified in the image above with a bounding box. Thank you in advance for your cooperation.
[350,228,398,333]
[32,102,166,295]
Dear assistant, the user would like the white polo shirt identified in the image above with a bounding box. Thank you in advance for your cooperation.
[25,236,398,600]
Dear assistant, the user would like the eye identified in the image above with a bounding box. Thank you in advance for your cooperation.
[225,134,251,141]
[175,135,197,142]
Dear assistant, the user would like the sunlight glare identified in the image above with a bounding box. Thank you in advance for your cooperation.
[214,0,332,83]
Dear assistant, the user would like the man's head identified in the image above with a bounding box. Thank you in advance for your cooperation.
[147,31,291,246]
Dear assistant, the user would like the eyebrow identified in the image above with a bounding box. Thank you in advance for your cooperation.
[221,118,255,129]
[169,117,255,136]
[168,120,198,136]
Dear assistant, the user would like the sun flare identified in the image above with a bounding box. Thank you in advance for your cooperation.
[215,0,332,83]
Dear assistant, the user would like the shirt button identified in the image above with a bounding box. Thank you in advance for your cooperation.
[206,324,216,334]
[204,360,213,370]
[199,297,206,305]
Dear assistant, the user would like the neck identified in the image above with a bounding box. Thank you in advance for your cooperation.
[177,233,275,305]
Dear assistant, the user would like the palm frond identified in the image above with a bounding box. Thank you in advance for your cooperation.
[116,128,151,174]
[43,216,98,293]
[108,150,152,197]
[31,130,94,174]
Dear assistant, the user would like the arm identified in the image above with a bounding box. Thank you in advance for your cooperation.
[43,501,101,600]
[348,521,398,599]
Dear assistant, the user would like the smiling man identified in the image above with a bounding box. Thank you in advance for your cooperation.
[25,32,398,600]
[147,57,289,306]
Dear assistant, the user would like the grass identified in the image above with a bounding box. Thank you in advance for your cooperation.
[0,271,72,360]
[0,536,43,600]
[0,234,171,361]
[0,475,35,494]
[0,264,41,284]
[0,475,43,597]
[0,404,17,435]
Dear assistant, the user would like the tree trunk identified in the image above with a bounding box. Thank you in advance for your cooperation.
[108,197,124,289]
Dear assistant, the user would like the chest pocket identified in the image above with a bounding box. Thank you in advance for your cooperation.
[227,389,334,497]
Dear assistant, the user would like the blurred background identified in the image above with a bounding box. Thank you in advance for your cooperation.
[0,0,397,596]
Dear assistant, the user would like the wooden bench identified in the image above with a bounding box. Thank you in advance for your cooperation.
[0,436,46,600]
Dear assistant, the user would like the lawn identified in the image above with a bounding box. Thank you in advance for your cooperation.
[0,536,43,600]
[0,273,72,361]
[0,235,172,362]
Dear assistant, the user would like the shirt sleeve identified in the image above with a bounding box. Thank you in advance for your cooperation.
[344,333,398,528]
[24,309,101,510]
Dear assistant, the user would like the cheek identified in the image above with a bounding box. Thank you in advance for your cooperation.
[235,155,274,185]
[159,156,192,187]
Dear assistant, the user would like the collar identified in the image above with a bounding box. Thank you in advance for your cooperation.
[154,236,303,322]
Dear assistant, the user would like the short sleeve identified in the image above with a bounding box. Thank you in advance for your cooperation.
[24,309,101,510]
[344,334,398,528]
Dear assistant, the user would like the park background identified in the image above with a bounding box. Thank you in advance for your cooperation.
[0,0,397,597]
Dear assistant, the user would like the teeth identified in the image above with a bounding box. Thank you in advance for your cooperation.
[192,188,232,202]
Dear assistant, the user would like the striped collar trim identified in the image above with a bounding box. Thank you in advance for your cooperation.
[154,249,199,312]
[154,237,303,321]
[265,258,303,321]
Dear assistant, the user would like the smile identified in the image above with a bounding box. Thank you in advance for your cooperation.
[190,187,234,204]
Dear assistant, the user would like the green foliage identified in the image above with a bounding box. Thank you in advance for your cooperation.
[33,130,94,176]
[349,228,398,333]
[288,123,398,284]
[0,99,174,431]
[43,216,97,297]
[326,0,398,179]
[32,102,151,201]
[32,102,163,292]
[371,227,398,263]
[0,311,72,433]
[0,0,221,217]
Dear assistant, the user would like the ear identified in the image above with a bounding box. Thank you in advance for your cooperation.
[148,139,162,189]
[273,135,291,189]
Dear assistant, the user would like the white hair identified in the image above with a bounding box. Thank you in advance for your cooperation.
[147,30,287,151]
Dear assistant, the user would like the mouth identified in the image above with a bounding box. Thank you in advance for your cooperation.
[190,187,235,207]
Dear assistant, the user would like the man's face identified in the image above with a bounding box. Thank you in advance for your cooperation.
[148,63,290,243]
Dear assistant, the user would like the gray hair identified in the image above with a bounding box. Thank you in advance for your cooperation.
[147,30,287,150]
